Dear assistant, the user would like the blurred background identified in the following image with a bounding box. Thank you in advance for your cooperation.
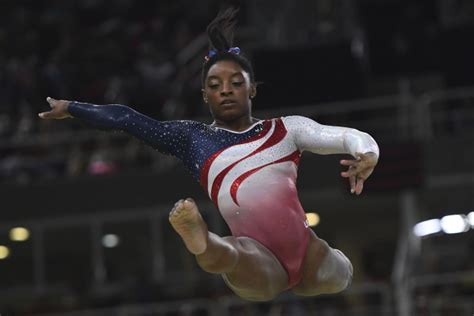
[0,0,473,315]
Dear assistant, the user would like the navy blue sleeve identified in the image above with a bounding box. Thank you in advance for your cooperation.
[68,101,199,158]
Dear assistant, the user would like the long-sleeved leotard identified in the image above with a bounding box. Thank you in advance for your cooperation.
[68,102,379,288]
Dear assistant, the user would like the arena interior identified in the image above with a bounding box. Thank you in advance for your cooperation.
[0,0,473,315]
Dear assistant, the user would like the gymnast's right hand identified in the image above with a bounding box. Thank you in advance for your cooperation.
[38,97,73,119]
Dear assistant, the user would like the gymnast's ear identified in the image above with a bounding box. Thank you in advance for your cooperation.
[250,83,257,99]
[202,89,208,104]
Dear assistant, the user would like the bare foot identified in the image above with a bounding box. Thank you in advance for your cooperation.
[169,198,208,255]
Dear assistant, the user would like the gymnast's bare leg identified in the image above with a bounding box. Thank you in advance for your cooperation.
[169,198,288,301]
[292,230,353,296]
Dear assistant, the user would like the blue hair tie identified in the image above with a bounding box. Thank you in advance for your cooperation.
[207,49,218,58]
[205,47,240,61]
[228,47,241,55]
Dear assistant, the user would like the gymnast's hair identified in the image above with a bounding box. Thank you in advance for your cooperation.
[201,7,255,85]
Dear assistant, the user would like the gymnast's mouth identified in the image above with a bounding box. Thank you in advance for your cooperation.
[220,99,237,106]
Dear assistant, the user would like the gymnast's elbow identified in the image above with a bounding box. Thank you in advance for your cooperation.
[344,129,380,159]
[360,131,379,158]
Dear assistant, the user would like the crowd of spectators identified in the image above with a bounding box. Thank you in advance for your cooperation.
[1,0,233,117]
[0,0,241,184]
[2,0,473,185]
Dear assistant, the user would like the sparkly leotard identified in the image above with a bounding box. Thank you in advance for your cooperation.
[68,102,379,288]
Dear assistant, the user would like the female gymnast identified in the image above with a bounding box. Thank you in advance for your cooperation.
[39,8,379,301]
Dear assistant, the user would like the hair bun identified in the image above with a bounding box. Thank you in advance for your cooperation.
[206,7,239,52]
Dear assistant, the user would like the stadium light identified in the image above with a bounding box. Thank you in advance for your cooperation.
[0,246,10,260]
[413,219,441,237]
[102,234,120,248]
[9,227,30,242]
[305,213,320,227]
[440,215,469,234]
[468,212,474,228]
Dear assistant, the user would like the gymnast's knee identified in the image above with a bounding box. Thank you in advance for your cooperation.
[323,268,352,294]
[318,249,353,294]
[293,248,353,296]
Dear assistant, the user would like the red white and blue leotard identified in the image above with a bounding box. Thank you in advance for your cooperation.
[68,102,379,288]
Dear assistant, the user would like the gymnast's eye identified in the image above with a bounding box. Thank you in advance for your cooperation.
[232,81,244,87]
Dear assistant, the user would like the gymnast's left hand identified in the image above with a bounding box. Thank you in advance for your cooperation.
[339,152,378,195]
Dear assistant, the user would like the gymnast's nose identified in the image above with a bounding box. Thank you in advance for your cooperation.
[220,82,233,96]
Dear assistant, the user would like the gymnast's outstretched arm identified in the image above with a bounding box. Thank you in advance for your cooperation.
[38,97,198,157]
[283,115,379,194]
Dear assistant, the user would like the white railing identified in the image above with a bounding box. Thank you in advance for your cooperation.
[30,271,474,316]
[392,190,474,316]
[34,282,392,316]
[410,271,474,315]
[2,85,474,184]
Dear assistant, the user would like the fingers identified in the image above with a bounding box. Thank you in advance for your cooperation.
[341,166,358,195]
[340,163,366,195]
[341,153,373,195]
[345,176,364,195]
[349,175,356,193]
[347,176,364,195]
[46,96,56,107]
[341,165,357,178]
[355,177,364,195]
[340,154,373,178]
[340,155,362,174]
[340,159,357,166]
[38,111,51,119]
[38,97,55,119]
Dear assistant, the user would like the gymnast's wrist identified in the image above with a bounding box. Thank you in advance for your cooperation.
[363,151,379,163]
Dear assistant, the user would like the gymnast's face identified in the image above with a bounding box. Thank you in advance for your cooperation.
[203,60,256,122]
